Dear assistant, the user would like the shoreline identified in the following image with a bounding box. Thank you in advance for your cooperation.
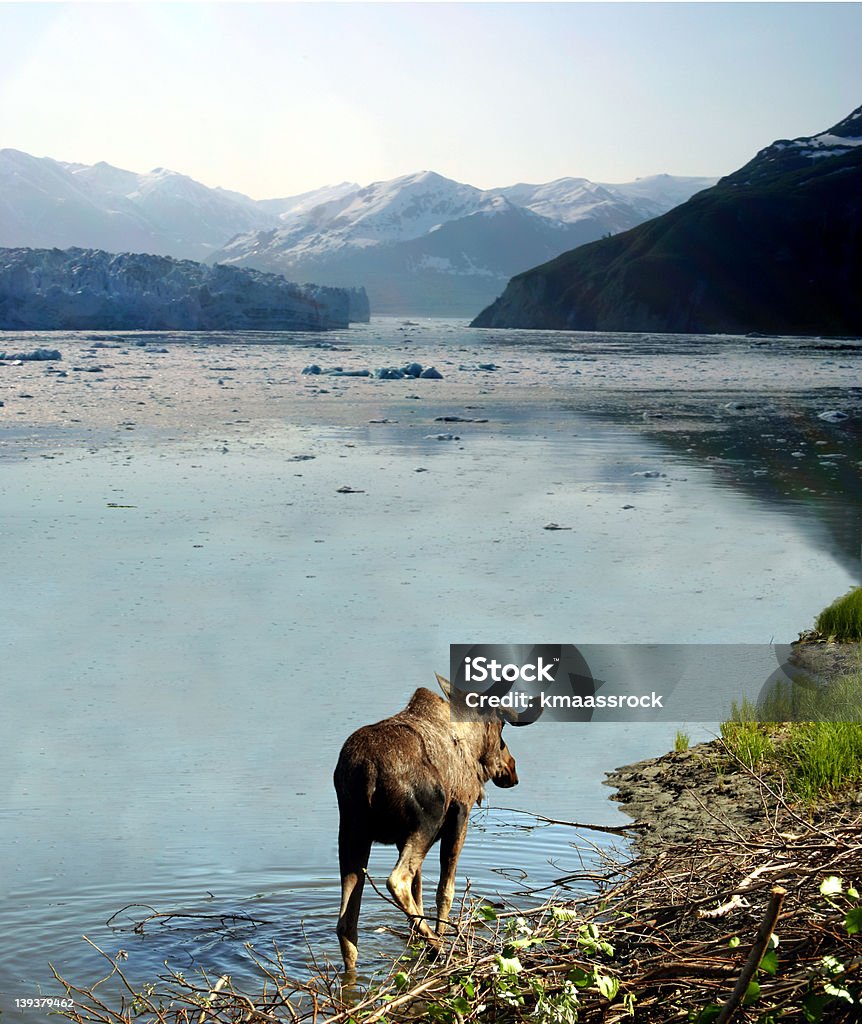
[606,639,862,855]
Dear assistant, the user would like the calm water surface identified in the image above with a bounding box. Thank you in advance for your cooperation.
[2,322,860,1019]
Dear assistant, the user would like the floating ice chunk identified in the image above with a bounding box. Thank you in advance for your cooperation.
[817,410,849,423]
[0,347,62,361]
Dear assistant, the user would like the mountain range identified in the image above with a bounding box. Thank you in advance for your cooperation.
[472,104,862,336]
[0,149,714,317]
[212,171,715,316]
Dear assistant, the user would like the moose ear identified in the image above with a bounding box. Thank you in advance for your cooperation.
[435,673,452,700]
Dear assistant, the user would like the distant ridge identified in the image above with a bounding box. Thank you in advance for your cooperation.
[213,170,716,316]
[0,247,368,331]
[0,148,714,318]
[471,105,862,336]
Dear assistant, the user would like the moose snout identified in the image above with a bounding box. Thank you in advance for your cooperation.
[493,756,519,788]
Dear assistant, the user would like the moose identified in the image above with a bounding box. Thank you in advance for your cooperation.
[334,673,519,972]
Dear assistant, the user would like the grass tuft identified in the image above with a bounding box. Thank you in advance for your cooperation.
[721,700,774,768]
[815,587,862,641]
[778,721,862,803]
[721,676,862,804]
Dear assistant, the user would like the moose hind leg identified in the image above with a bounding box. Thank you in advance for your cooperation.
[410,867,424,936]
[337,826,372,973]
[436,803,468,936]
[387,835,438,943]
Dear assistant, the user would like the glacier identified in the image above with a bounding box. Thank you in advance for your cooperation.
[0,247,369,331]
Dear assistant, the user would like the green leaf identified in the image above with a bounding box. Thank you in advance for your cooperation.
[802,992,830,1023]
[393,971,410,990]
[822,982,854,1003]
[820,875,843,896]
[846,885,859,899]
[820,955,845,975]
[494,954,522,975]
[476,904,498,922]
[742,980,761,1006]
[566,967,594,989]
[695,1007,721,1024]
[450,997,471,1014]
[728,936,741,948]
[759,949,779,975]
[460,979,476,1000]
[595,974,619,1000]
[552,906,579,922]
[845,907,862,935]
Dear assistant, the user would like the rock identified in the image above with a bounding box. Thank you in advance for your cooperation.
[435,415,489,423]
[420,366,443,379]
[336,486,365,493]
[543,522,571,531]
[426,433,460,441]
[402,362,423,377]
[375,367,405,380]
[302,364,322,375]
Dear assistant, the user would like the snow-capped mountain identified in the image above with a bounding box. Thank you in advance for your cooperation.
[0,149,333,261]
[722,104,862,186]
[214,170,716,315]
[472,102,862,336]
[0,148,715,316]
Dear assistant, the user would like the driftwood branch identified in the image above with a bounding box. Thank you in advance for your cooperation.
[494,806,651,835]
[715,885,787,1024]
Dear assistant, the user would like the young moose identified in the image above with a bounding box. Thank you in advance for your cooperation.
[334,674,519,972]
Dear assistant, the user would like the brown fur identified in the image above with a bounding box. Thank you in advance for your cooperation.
[333,685,518,971]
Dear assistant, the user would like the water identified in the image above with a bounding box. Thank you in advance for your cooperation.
[2,320,860,1018]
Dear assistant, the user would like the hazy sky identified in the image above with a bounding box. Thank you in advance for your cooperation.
[2,2,861,199]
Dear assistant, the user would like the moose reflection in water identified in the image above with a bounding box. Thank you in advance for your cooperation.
[333,674,519,972]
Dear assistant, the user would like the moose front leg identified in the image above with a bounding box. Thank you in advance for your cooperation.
[436,803,468,936]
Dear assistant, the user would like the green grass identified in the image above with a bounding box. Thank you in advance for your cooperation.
[721,702,775,768]
[674,730,690,753]
[756,672,862,723]
[721,683,862,803]
[815,587,862,641]
[778,722,862,803]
